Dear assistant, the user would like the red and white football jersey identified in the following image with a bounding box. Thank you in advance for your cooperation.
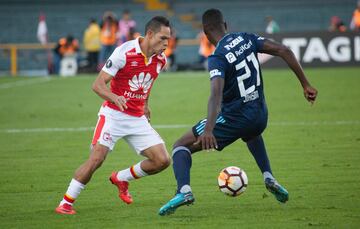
[101,37,167,117]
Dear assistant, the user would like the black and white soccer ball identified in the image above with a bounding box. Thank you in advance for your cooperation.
[218,166,248,196]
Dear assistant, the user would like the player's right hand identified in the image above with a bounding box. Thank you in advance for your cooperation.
[194,130,218,151]
[113,95,128,111]
[303,85,318,104]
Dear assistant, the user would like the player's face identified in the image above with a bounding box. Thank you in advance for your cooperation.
[149,26,171,54]
[203,29,216,46]
[203,22,227,46]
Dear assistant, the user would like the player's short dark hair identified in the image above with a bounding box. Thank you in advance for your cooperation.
[145,16,170,34]
[202,8,224,27]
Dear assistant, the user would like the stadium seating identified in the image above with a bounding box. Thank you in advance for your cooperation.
[0,0,355,71]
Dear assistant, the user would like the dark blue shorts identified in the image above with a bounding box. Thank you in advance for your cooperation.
[192,102,268,151]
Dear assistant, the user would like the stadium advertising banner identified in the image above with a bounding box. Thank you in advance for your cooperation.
[259,32,360,68]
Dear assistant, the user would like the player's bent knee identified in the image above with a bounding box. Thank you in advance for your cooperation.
[173,141,185,149]
[172,131,197,149]
[88,144,109,169]
[155,154,171,170]
[173,137,187,149]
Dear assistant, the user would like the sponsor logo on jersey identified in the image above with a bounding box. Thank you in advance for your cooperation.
[105,59,112,68]
[126,52,137,56]
[226,36,234,42]
[209,69,222,78]
[243,90,259,103]
[225,52,237,63]
[128,72,153,93]
[130,61,138,66]
[224,36,244,51]
[123,91,148,99]
[234,40,253,57]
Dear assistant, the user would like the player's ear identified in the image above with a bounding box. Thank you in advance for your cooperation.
[147,29,154,39]
[224,22,228,31]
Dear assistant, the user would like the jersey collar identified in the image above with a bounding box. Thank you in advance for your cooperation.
[135,36,156,66]
[215,33,230,49]
[134,36,143,54]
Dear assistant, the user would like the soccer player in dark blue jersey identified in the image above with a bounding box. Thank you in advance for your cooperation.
[159,9,318,216]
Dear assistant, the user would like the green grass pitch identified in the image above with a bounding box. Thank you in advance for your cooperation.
[0,67,359,228]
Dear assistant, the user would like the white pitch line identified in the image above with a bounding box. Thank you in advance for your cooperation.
[4,127,94,133]
[268,121,360,126]
[1,121,359,134]
[1,125,191,134]
[0,77,52,89]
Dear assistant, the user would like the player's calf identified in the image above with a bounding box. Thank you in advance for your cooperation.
[142,144,171,174]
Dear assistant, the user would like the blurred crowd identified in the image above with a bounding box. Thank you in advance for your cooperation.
[49,0,360,75]
[52,10,139,75]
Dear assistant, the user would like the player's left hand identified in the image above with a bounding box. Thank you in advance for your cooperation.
[194,130,218,151]
[144,105,151,122]
[303,85,318,104]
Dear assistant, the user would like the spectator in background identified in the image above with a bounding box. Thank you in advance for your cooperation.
[37,13,48,45]
[118,10,136,45]
[128,27,141,40]
[37,13,52,74]
[83,18,101,72]
[198,31,215,69]
[265,16,280,34]
[53,35,79,74]
[164,28,178,71]
[99,11,118,69]
[350,0,360,31]
[329,16,346,32]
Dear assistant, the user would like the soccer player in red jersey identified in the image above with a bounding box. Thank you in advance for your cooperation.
[56,16,171,215]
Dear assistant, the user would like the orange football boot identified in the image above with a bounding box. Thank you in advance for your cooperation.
[109,172,133,204]
[55,203,76,215]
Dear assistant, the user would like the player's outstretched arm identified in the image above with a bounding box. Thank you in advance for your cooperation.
[92,70,128,111]
[260,39,318,104]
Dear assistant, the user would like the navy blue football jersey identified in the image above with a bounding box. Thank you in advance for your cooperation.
[208,32,266,113]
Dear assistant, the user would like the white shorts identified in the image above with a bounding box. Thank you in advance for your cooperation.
[91,106,164,154]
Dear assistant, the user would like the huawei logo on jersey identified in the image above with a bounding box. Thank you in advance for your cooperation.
[128,72,153,93]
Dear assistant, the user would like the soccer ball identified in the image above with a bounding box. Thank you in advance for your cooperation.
[218,166,248,196]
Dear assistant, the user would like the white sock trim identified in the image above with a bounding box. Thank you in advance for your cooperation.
[133,161,148,177]
[70,178,85,189]
[117,161,148,182]
[179,185,192,193]
[263,171,275,181]
[60,178,85,206]
[172,146,191,156]
[116,168,132,181]
[66,179,85,198]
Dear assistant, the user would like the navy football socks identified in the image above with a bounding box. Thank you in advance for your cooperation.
[246,135,272,174]
[172,146,192,193]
